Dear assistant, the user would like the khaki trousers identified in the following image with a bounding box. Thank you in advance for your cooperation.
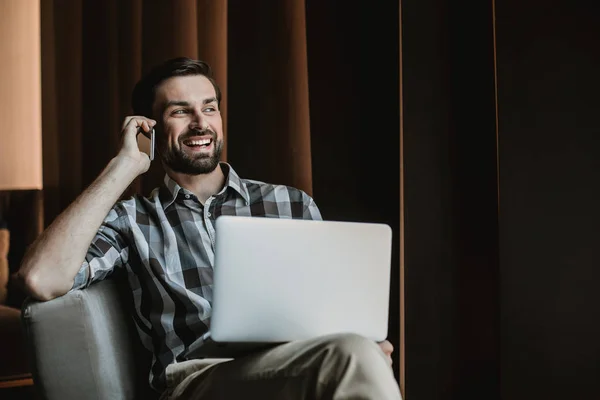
[161,333,402,400]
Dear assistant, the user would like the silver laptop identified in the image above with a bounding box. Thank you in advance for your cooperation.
[187,215,393,359]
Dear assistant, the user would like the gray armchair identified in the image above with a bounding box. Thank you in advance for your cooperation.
[21,278,156,400]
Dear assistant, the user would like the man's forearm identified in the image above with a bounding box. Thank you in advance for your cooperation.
[16,156,141,301]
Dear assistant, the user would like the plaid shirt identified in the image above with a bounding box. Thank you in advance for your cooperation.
[72,163,322,392]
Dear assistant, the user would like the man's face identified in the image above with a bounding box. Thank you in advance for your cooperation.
[152,75,223,175]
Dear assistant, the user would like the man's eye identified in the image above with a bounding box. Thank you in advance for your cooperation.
[204,107,216,113]
[173,109,188,115]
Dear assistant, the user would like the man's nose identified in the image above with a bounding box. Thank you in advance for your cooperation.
[189,109,209,130]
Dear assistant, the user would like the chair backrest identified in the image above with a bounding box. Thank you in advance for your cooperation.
[22,278,156,400]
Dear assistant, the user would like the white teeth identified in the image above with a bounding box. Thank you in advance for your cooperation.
[185,138,211,146]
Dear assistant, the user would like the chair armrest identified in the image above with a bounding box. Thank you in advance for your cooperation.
[22,279,140,400]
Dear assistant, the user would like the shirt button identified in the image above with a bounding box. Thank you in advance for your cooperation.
[185,194,190,199]
[207,212,212,217]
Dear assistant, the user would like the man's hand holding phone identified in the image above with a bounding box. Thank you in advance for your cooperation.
[117,116,156,176]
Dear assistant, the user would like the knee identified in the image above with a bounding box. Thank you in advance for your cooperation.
[315,333,400,399]
[321,333,384,363]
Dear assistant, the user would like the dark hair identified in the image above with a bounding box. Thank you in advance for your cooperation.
[131,57,222,118]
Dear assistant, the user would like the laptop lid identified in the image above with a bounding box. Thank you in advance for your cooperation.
[210,216,393,343]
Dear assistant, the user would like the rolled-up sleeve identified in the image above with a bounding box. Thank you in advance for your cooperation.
[72,206,130,290]
[302,193,323,221]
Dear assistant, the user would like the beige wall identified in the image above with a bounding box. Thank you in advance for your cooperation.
[0,0,42,190]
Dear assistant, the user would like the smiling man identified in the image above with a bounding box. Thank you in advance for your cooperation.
[16,58,401,400]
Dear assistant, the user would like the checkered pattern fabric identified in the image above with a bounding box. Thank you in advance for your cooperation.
[72,163,322,391]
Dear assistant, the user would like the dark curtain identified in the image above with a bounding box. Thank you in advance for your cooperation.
[40,0,403,390]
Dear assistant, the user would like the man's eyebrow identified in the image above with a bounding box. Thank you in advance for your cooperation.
[163,100,190,109]
[163,98,217,109]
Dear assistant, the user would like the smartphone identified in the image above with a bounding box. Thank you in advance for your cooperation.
[150,128,155,161]
[137,127,155,161]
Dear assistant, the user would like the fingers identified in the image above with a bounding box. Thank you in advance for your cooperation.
[377,340,394,367]
[378,339,394,356]
[121,116,156,148]
[122,115,155,130]
[122,116,156,137]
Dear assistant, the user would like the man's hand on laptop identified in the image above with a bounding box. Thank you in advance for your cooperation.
[378,340,394,366]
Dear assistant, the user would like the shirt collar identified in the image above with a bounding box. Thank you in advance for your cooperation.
[159,162,250,209]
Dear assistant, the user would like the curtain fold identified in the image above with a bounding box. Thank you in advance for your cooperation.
[227,0,312,194]
[40,0,60,225]
[43,0,83,219]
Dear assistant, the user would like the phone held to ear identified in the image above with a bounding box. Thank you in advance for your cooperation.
[150,128,155,161]
[137,127,155,161]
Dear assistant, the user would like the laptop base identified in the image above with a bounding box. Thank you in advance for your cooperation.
[186,334,283,359]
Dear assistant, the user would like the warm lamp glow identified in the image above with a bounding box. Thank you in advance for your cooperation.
[0,0,42,190]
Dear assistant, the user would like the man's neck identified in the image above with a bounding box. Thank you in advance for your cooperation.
[167,164,226,204]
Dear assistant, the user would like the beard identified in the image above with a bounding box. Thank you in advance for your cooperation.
[160,128,223,175]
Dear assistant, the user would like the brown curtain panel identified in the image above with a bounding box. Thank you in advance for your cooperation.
[40,0,402,389]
